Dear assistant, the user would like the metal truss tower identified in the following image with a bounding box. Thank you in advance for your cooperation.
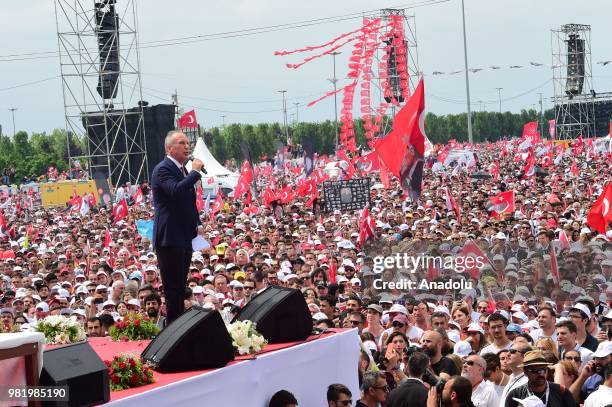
[551,24,595,140]
[366,8,420,137]
[54,0,147,187]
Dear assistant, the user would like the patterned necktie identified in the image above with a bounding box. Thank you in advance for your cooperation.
[182,166,188,177]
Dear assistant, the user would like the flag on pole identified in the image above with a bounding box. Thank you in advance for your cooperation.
[113,199,129,224]
[358,206,376,246]
[178,110,198,128]
[486,190,515,217]
[548,119,556,139]
[445,187,460,220]
[550,240,560,288]
[374,78,426,199]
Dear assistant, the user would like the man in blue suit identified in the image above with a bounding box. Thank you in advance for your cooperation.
[152,130,205,324]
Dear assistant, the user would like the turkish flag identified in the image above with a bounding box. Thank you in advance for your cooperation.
[358,206,376,246]
[233,179,250,198]
[196,186,205,212]
[375,78,425,197]
[262,186,278,208]
[459,240,492,280]
[279,186,295,205]
[445,187,460,220]
[586,183,612,234]
[522,121,540,143]
[207,176,215,185]
[239,160,254,184]
[88,192,97,207]
[541,148,553,168]
[354,151,380,174]
[312,169,329,184]
[68,195,82,213]
[133,187,144,205]
[211,195,223,214]
[558,230,570,251]
[336,149,355,180]
[522,150,536,178]
[328,257,337,285]
[487,190,515,217]
[178,110,198,129]
[113,199,129,224]
[104,228,112,248]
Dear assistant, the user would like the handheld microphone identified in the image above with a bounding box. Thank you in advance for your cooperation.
[189,155,207,174]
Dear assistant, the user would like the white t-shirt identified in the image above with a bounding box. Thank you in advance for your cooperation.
[584,384,612,407]
[529,328,557,343]
[471,380,500,407]
[479,341,512,356]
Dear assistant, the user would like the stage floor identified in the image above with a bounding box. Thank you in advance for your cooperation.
[82,328,359,405]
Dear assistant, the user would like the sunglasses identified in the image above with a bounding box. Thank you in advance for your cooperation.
[336,401,352,406]
[392,322,405,328]
[526,367,547,375]
[349,320,361,326]
[508,349,524,355]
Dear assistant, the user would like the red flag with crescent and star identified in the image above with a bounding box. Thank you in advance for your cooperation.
[486,190,515,218]
[113,199,129,224]
[586,183,612,234]
[178,110,198,129]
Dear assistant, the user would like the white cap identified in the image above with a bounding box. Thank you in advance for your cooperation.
[453,341,472,357]
[388,304,408,315]
[35,302,49,312]
[592,341,612,358]
[512,396,545,407]
[570,303,592,319]
[312,312,328,322]
[127,299,140,307]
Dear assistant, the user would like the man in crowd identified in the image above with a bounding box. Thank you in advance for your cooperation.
[326,383,352,407]
[355,371,388,407]
[505,351,576,406]
[461,354,499,407]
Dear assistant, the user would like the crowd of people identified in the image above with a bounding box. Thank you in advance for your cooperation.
[0,132,610,406]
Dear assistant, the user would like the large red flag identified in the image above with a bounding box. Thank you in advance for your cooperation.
[586,183,612,234]
[336,149,355,180]
[328,257,337,285]
[459,240,491,280]
[487,190,515,217]
[374,78,426,197]
[178,110,198,128]
[113,199,129,224]
[279,186,295,205]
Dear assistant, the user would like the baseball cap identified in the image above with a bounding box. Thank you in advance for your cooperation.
[454,341,473,357]
[569,303,591,319]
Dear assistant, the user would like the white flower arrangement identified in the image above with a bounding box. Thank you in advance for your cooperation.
[31,315,87,345]
[226,320,267,355]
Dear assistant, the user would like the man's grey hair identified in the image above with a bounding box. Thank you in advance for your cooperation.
[164,130,183,151]
[361,371,385,393]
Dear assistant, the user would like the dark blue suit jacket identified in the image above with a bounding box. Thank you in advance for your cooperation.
[151,157,201,249]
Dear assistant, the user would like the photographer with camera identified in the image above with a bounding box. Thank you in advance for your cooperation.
[426,376,474,407]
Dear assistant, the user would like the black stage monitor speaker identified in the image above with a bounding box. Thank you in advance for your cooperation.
[40,341,110,407]
[233,286,312,344]
[141,307,234,372]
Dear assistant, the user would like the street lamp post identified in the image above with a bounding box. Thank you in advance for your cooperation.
[294,102,300,123]
[496,87,503,113]
[461,0,473,144]
[330,51,341,149]
[278,90,288,142]
[8,108,17,136]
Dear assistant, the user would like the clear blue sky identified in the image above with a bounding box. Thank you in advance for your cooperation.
[1,0,611,134]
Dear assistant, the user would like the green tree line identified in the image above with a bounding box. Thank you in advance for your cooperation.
[0,109,551,179]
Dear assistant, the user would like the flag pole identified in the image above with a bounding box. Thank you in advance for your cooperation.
[461,0,473,144]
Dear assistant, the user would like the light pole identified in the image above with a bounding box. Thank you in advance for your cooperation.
[278,90,288,142]
[221,114,226,128]
[460,0,473,144]
[8,108,17,136]
[293,102,300,123]
[538,92,544,136]
[330,51,341,149]
[496,87,503,113]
